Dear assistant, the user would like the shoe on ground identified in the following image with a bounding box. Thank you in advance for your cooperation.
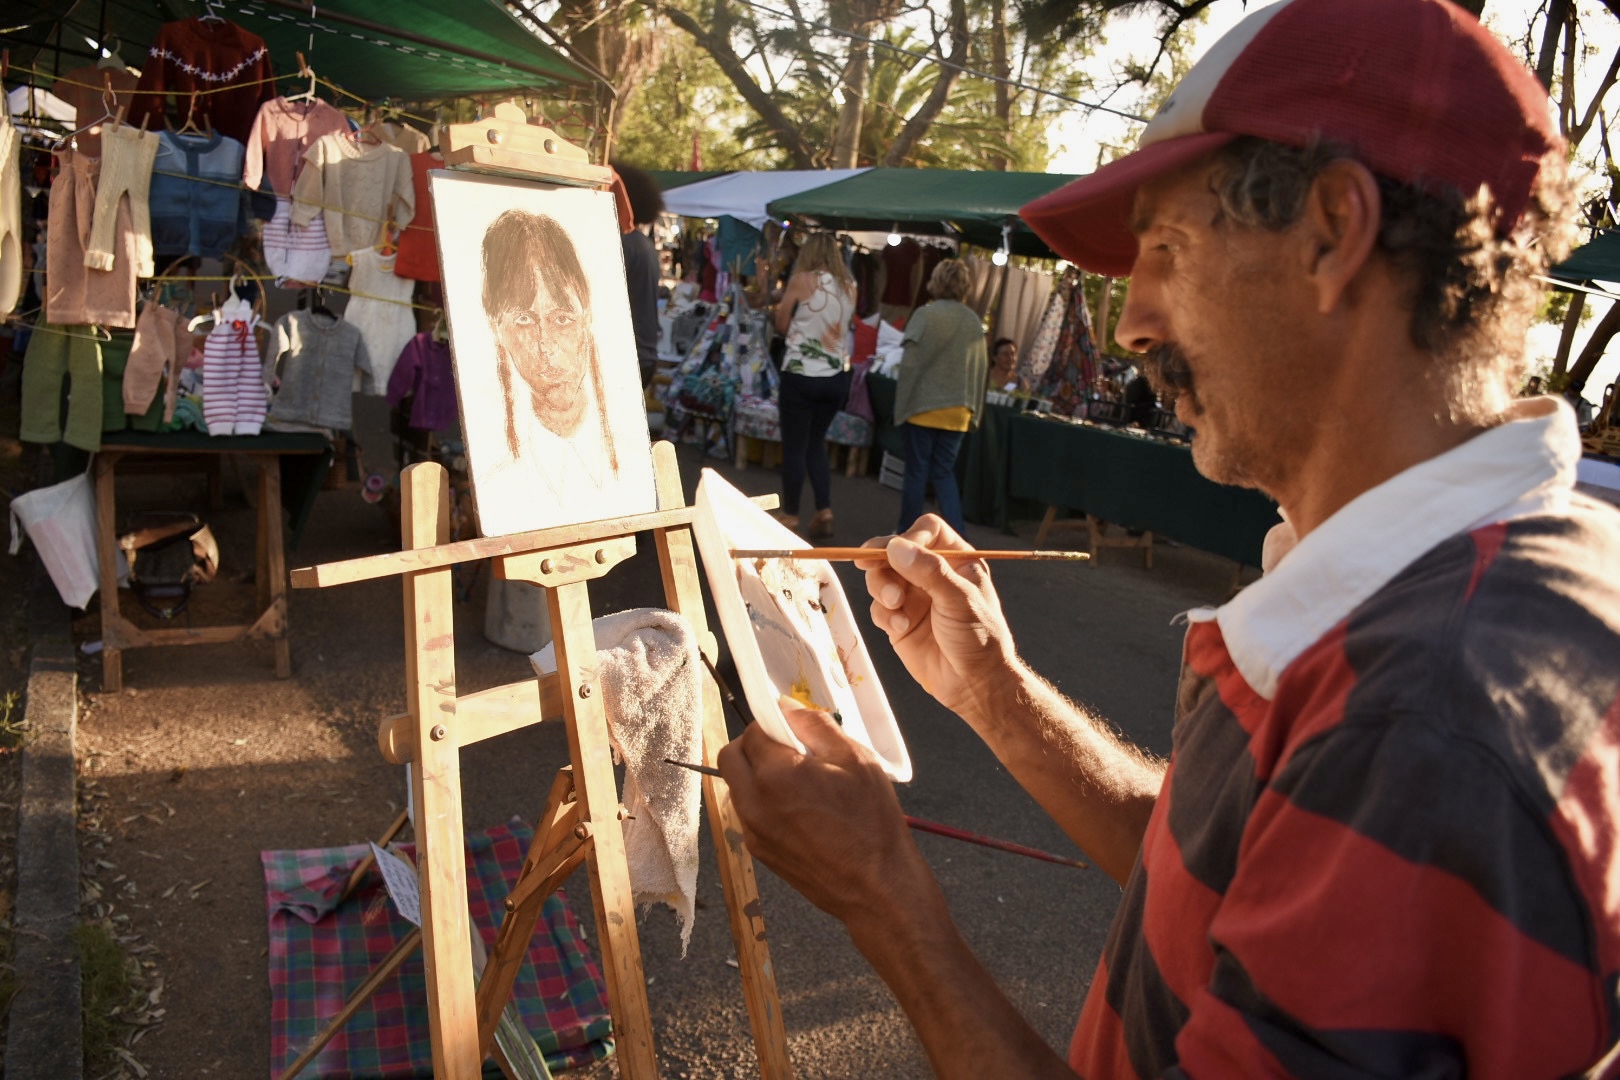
[771,510,801,531]
[808,508,834,539]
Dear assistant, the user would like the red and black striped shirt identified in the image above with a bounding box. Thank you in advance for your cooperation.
[1072,500,1620,1077]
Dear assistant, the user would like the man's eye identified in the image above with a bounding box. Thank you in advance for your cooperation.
[512,311,536,326]
[550,312,576,329]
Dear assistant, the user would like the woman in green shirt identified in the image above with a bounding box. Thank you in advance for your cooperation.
[894,258,988,534]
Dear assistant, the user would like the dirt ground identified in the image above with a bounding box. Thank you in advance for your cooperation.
[14,389,1250,1078]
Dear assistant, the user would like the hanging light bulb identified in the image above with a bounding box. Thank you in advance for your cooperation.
[887,225,902,247]
[990,223,1011,266]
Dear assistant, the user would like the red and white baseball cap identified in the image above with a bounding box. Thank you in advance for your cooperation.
[1021,0,1560,277]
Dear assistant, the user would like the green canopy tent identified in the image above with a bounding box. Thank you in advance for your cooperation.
[1550,229,1620,289]
[766,167,1082,260]
[6,0,599,101]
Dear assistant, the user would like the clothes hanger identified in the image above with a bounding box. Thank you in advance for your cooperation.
[283,52,320,105]
[168,91,212,138]
[199,0,228,24]
[431,309,449,344]
[307,287,337,321]
[55,73,128,152]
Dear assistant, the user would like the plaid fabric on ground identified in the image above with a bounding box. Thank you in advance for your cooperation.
[264,818,614,1078]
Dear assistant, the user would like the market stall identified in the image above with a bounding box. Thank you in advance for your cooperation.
[4,0,602,681]
[1007,413,1281,568]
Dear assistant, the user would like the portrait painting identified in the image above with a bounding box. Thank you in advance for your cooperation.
[431,170,658,537]
[692,469,911,782]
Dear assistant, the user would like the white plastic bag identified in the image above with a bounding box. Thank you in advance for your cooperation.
[8,470,101,609]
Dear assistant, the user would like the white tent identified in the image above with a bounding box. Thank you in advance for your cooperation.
[662,169,871,231]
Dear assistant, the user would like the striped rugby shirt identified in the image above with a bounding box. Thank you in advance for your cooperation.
[1071,398,1620,1077]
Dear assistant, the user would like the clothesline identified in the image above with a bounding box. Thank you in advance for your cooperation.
[18,265,439,312]
[10,62,435,125]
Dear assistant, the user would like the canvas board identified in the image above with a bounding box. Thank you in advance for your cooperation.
[431,170,658,537]
[692,469,911,782]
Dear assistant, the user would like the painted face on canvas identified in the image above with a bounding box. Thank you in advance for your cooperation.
[494,275,590,437]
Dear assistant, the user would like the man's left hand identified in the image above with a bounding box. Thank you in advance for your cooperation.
[717,699,925,927]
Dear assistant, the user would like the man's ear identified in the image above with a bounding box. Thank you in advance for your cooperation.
[1301,159,1381,315]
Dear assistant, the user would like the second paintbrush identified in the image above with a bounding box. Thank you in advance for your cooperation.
[730,547,1089,562]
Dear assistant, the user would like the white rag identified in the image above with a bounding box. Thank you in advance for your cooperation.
[531,608,704,953]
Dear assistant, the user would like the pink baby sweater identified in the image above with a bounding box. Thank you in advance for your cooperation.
[243,97,351,197]
[289,134,414,256]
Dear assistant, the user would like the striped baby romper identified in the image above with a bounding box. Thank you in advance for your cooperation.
[202,296,267,436]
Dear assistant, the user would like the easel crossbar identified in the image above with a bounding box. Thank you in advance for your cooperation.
[291,495,776,590]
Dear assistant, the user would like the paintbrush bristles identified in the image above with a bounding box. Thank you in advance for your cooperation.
[730,548,1089,562]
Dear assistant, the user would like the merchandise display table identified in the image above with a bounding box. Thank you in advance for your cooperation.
[1006,415,1280,567]
[93,431,332,691]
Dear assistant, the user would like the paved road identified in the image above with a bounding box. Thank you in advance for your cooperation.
[75,438,1251,1079]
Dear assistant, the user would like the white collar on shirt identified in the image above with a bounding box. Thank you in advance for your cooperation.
[1199,396,1582,701]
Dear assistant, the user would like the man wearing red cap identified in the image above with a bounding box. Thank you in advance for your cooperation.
[718,0,1620,1076]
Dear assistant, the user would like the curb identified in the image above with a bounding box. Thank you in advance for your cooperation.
[4,565,82,1080]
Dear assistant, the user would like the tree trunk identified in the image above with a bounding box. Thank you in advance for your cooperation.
[1553,291,1585,376]
[989,0,1011,172]
[1568,298,1620,396]
[831,43,870,168]
[1534,0,1571,89]
[881,0,968,166]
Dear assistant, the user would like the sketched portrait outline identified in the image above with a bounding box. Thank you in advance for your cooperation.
[480,208,619,474]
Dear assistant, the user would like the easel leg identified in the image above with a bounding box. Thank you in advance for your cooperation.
[475,767,583,1055]
[549,580,659,1078]
[650,441,793,1078]
[401,463,481,1078]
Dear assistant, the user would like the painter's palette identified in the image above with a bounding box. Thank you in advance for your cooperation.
[693,470,911,782]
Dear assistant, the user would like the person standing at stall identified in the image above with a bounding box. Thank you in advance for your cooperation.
[895,259,988,534]
[773,232,856,538]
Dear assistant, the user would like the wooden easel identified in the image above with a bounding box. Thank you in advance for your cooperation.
[288,107,792,1079]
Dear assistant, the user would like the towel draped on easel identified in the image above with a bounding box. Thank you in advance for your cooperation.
[531,607,704,954]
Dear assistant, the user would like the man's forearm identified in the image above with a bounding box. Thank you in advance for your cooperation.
[965,658,1165,885]
[845,867,1078,1080]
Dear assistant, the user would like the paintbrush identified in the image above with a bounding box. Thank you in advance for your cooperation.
[731,547,1088,562]
[662,758,1089,871]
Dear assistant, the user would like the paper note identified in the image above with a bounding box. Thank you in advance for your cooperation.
[370,842,422,927]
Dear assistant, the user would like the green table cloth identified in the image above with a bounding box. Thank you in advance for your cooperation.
[1006,415,1280,566]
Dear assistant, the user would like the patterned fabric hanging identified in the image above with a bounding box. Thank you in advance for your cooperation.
[1033,272,1101,417]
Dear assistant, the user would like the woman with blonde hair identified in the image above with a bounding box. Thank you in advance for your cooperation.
[772,231,856,538]
[894,257,987,534]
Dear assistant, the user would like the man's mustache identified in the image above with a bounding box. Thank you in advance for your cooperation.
[1145,345,1193,397]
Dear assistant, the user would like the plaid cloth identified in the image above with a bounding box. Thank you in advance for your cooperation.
[264,819,614,1078]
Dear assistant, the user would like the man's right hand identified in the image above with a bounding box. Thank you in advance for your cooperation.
[862,515,1022,726]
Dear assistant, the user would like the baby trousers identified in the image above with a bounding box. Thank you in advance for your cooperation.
[20,325,104,451]
[84,125,158,278]
[124,302,188,421]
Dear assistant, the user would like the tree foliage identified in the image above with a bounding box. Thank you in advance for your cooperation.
[629,0,1100,168]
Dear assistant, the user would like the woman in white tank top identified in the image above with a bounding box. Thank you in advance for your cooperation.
[773,232,856,538]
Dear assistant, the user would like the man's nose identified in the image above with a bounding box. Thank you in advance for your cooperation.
[1113,278,1162,355]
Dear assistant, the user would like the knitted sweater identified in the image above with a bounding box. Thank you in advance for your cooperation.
[243,97,351,197]
[149,129,248,259]
[893,300,988,427]
[289,135,414,256]
[267,310,374,430]
[128,18,275,145]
